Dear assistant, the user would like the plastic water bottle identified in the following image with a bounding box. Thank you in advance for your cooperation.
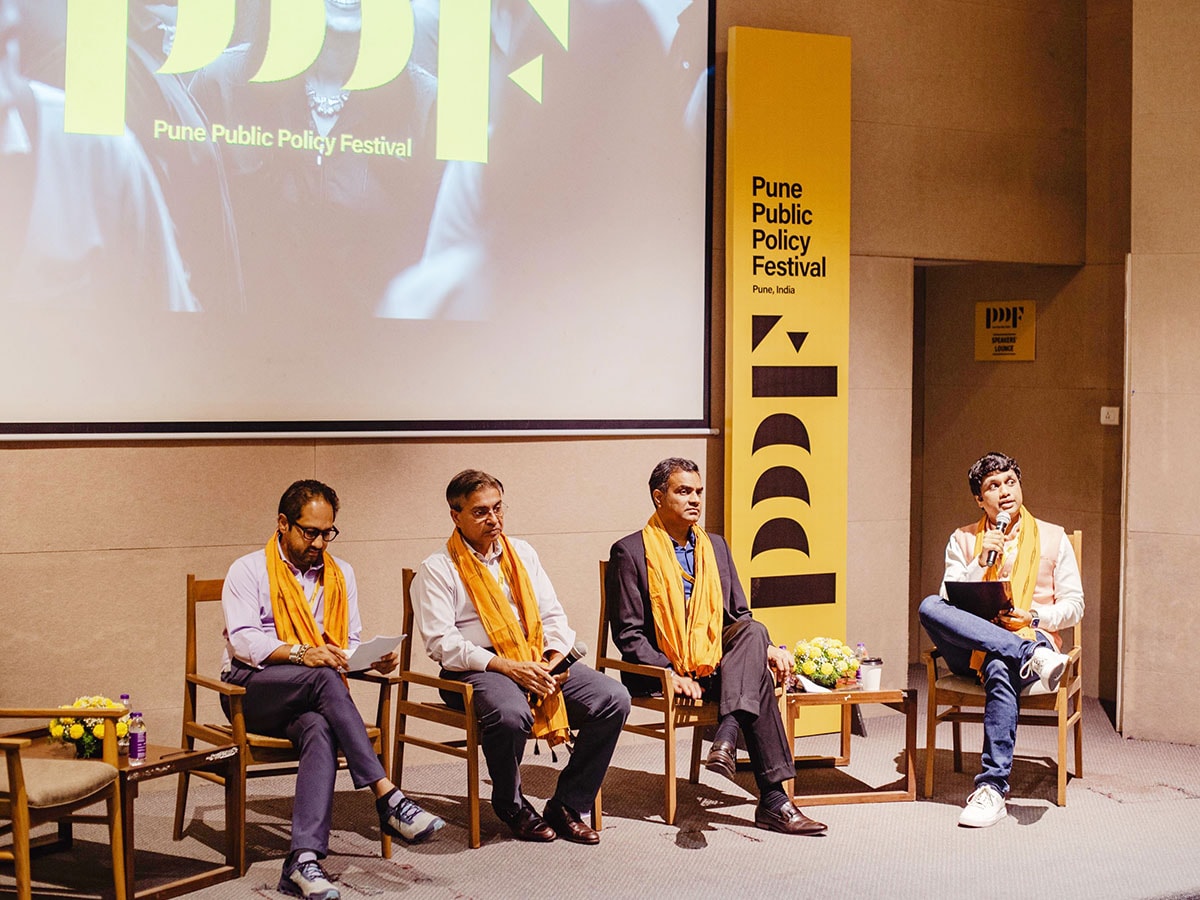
[855,643,867,685]
[128,712,147,765]
[118,693,131,756]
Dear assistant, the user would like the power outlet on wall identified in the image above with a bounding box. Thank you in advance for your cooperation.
[1101,406,1120,426]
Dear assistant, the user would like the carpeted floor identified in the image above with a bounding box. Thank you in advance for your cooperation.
[5,667,1200,900]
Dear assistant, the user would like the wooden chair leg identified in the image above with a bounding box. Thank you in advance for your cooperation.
[1074,711,1084,779]
[924,689,939,799]
[591,786,602,832]
[108,785,128,900]
[173,770,190,841]
[952,720,964,772]
[1056,700,1069,806]
[663,720,677,825]
[688,727,704,784]
[466,734,481,849]
[11,801,32,900]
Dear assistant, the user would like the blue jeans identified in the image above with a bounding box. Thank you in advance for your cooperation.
[918,595,1051,795]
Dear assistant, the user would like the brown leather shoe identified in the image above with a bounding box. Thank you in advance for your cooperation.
[705,740,737,778]
[502,801,557,842]
[754,800,827,836]
[543,798,600,845]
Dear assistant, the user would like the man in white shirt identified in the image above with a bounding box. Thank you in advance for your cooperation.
[919,452,1084,828]
[413,470,630,844]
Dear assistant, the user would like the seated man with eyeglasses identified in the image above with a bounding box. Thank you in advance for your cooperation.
[221,480,443,900]
[412,470,631,845]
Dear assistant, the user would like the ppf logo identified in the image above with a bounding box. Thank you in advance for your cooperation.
[62,0,570,163]
[984,304,1025,330]
[975,300,1036,361]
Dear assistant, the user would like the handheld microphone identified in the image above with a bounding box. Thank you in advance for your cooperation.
[549,642,588,676]
[985,510,1012,567]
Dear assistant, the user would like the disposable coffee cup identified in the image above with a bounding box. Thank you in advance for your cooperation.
[859,657,883,691]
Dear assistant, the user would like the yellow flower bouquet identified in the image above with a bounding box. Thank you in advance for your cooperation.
[48,695,129,759]
[792,637,860,690]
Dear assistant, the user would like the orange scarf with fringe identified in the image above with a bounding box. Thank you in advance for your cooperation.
[641,514,724,677]
[447,530,571,747]
[265,536,349,649]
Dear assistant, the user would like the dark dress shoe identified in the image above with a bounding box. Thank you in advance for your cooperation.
[543,798,600,845]
[754,800,827,836]
[502,802,557,842]
[705,741,737,778]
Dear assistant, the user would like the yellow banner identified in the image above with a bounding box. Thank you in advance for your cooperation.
[726,28,851,727]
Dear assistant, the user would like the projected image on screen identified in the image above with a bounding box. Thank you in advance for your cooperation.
[1,0,711,431]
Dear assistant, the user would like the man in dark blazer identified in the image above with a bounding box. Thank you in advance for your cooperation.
[606,457,826,835]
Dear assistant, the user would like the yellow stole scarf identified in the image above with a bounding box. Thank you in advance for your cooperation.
[265,536,349,649]
[446,530,571,747]
[641,513,724,677]
[970,506,1038,672]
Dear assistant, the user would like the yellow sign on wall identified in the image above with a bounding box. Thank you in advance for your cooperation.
[975,301,1037,361]
[725,27,850,717]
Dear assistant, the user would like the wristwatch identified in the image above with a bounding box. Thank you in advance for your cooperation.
[1030,611,1041,630]
[289,643,311,665]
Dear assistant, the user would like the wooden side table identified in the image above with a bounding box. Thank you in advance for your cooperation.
[118,743,244,899]
[22,736,243,899]
[785,687,917,805]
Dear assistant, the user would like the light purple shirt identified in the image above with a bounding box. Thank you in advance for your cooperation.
[412,536,575,673]
[221,539,362,670]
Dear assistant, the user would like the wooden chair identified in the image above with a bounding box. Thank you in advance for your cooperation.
[392,568,482,848]
[1,706,127,900]
[923,530,1084,806]
[596,559,719,825]
[172,574,395,861]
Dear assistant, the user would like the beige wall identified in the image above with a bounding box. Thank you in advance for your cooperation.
[5,1,1131,745]
[1123,0,1200,741]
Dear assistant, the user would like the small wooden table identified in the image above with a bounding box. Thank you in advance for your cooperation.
[118,743,244,899]
[23,738,243,899]
[785,687,917,805]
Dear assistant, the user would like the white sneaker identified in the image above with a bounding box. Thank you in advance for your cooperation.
[958,784,1007,828]
[1024,646,1069,692]
[278,856,339,900]
[379,794,445,844]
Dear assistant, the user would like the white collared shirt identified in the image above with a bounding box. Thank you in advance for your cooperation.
[413,536,575,672]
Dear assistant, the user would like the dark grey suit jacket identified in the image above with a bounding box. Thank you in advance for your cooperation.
[606,530,752,695]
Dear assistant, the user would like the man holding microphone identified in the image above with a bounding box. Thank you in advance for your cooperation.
[918,452,1083,828]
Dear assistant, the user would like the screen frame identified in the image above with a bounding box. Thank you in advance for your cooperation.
[1,1,716,440]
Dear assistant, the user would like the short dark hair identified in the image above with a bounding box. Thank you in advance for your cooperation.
[967,452,1021,497]
[446,469,504,511]
[278,480,339,521]
[648,457,700,498]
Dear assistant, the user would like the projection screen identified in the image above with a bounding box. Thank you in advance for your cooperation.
[0,0,712,435]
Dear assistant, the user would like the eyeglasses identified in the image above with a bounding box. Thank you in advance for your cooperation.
[464,502,507,522]
[288,521,340,542]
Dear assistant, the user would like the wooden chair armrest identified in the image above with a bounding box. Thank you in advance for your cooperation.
[0,706,128,720]
[186,673,246,696]
[400,671,467,694]
[0,736,33,751]
[348,669,391,684]
[596,656,675,694]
